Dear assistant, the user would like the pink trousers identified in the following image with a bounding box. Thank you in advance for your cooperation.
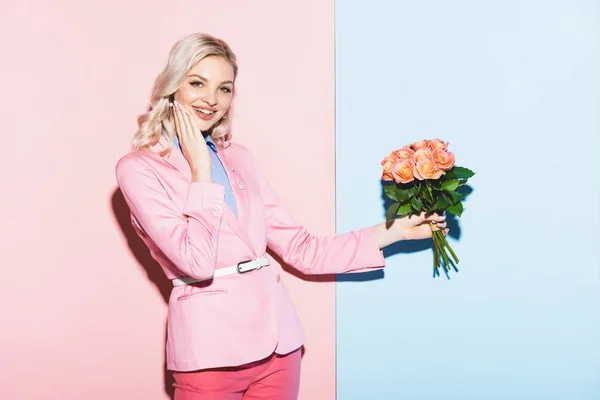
[173,349,302,400]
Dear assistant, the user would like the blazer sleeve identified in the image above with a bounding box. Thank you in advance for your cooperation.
[247,150,386,275]
[116,155,225,280]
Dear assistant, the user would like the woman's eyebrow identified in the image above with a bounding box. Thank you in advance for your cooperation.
[188,74,233,85]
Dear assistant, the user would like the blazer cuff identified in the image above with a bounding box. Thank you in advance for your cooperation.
[346,225,386,274]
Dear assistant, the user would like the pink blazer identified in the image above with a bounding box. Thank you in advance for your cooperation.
[115,137,385,372]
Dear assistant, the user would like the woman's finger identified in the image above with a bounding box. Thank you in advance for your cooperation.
[174,101,189,139]
[427,212,446,223]
[172,103,182,137]
[174,102,187,137]
[181,104,196,138]
[185,107,203,135]
[409,212,427,223]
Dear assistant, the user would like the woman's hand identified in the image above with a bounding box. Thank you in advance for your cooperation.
[375,212,448,249]
[172,101,212,182]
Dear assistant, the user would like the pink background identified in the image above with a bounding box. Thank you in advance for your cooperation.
[0,1,335,399]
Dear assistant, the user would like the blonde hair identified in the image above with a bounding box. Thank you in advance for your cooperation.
[132,33,238,153]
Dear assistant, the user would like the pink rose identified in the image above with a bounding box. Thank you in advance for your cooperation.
[432,149,455,171]
[413,148,433,162]
[414,158,443,180]
[411,140,430,150]
[394,146,415,160]
[382,171,394,181]
[430,138,449,151]
[382,169,395,181]
[391,159,415,184]
[381,154,396,169]
[381,154,397,181]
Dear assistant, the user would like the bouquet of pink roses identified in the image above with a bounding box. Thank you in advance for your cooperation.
[381,139,474,276]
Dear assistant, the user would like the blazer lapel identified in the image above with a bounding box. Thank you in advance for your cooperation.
[154,136,192,180]
[217,147,255,254]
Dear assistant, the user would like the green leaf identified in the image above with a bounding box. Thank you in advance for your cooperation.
[434,195,451,211]
[443,169,457,181]
[452,166,475,180]
[385,202,400,222]
[411,196,423,212]
[403,184,418,199]
[447,202,464,217]
[384,183,419,203]
[398,203,413,216]
[441,180,460,191]
[446,190,462,204]
[396,188,411,202]
[383,185,399,201]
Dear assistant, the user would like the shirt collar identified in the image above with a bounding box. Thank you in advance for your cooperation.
[173,134,217,152]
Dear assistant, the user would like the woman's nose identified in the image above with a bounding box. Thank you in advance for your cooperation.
[202,93,217,106]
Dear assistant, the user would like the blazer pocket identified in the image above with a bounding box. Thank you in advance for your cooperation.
[176,287,227,302]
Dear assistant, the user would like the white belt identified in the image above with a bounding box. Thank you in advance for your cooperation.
[172,256,270,287]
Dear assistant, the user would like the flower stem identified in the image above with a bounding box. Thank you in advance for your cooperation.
[432,233,440,271]
[436,233,452,272]
[426,183,436,209]
[435,230,459,264]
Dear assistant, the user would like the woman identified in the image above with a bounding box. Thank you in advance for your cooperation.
[115,33,447,399]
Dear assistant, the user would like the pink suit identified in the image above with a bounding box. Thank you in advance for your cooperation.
[115,137,385,372]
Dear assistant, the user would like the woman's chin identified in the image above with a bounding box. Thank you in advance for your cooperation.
[197,121,217,133]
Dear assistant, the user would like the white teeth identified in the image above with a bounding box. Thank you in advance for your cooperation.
[194,108,215,115]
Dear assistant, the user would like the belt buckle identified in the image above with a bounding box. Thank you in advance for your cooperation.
[237,259,255,274]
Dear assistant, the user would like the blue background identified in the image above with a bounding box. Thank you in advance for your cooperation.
[335,1,600,399]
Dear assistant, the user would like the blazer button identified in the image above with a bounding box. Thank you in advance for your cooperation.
[238,180,245,190]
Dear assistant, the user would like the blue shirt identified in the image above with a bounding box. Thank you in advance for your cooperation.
[173,134,238,218]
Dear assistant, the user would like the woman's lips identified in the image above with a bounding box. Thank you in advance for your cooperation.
[193,107,217,121]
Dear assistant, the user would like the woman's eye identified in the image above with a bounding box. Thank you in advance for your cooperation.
[220,87,232,93]
[190,81,203,88]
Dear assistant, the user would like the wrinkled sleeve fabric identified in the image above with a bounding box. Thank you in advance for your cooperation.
[245,148,385,275]
[116,155,225,280]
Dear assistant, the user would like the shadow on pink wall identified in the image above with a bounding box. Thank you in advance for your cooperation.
[111,188,175,399]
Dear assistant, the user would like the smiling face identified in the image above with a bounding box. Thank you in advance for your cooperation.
[173,56,235,132]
